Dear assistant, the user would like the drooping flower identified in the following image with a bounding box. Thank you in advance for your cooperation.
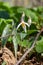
[17,12,32,32]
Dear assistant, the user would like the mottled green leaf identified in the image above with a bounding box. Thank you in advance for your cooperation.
[1,24,11,47]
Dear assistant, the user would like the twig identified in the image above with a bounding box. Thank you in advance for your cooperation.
[15,29,43,65]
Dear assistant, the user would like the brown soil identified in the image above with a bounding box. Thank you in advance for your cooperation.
[0,47,16,65]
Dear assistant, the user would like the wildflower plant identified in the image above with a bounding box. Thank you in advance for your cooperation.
[1,12,32,59]
[17,12,32,32]
[0,4,43,61]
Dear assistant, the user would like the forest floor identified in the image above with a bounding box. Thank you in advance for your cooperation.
[0,42,43,65]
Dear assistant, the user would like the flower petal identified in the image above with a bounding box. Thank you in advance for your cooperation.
[28,17,32,26]
[22,12,25,17]
[25,22,30,27]
[17,22,22,30]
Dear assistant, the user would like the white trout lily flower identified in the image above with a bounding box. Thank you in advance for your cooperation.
[17,12,32,32]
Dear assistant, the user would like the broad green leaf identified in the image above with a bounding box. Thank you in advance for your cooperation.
[17,7,26,13]
[27,30,38,35]
[6,19,13,24]
[25,10,38,22]
[35,37,43,53]
[19,36,35,48]
[20,33,27,40]
[0,20,6,34]
[37,6,43,13]
[19,39,32,48]
[1,24,11,47]
[12,34,18,58]
[0,18,7,24]
[12,24,18,58]
[8,36,12,42]
[20,40,29,47]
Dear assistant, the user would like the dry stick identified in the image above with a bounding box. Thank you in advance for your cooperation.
[15,29,43,65]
